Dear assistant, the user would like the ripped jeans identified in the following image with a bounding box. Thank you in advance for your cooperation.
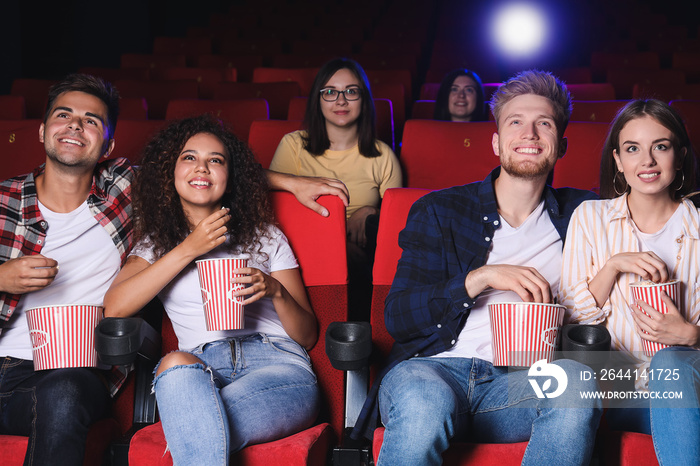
[153,333,320,466]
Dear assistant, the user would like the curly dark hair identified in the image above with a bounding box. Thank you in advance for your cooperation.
[133,114,274,260]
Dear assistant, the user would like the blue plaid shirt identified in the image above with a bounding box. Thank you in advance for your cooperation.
[351,167,597,440]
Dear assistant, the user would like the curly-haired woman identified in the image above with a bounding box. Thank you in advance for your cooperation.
[103,114,319,465]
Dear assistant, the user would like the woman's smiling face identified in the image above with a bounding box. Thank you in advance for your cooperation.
[613,116,681,199]
[174,132,230,215]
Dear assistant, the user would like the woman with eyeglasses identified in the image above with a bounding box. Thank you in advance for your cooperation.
[560,99,700,466]
[270,58,401,320]
[433,69,487,122]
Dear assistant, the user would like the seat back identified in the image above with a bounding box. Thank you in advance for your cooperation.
[567,83,617,101]
[400,120,499,189]
[214,81,301,120]
[153,67,232,99]
[570,100,629,123]
[411,100,435,119]
[165,99,269,142]
[107,120,167,164]
[248,120,302,168]
[0,120,45,181]
[252,67,319,96]
[160,193,348,442]
[552,121,609,191]
[371,188,431,375]
[10,78,55,119]
[0,95,26,120]
[670,100,700,157]
[114,79,199,120]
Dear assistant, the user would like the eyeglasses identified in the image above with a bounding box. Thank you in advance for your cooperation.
[319,87,362,102]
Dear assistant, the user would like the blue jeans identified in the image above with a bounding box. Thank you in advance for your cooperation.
[153,333,320,466]
[0,357,110,466]
[377,357,603,466]
[648,347,700,466]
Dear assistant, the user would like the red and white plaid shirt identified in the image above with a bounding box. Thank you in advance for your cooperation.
[0,157,134,322]
[0,158,134,395]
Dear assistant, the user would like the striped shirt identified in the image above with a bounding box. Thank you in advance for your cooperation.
[560,195,700,370]
[0,158,134,324]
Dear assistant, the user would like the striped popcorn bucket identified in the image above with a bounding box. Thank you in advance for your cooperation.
[195,258,247,331]
[630,280,680,357]
[25,304,103,371]
[489,302,565,367]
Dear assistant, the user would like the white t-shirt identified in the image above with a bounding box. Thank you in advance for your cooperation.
[1,201,121,360]
[130,225,299,351]
[635,202,683,273]
[433,201,562,362]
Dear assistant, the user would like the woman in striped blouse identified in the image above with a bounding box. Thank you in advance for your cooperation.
[560,99,699,466]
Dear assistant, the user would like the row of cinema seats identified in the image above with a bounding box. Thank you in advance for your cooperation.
[0,188,661,466]
[6,67,409,124]
[4,98,700,190]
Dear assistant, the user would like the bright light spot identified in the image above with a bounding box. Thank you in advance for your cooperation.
[493,3,547,56]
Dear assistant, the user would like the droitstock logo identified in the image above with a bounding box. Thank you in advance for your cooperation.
[528,359,568,398]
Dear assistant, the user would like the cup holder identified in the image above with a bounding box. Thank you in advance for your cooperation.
[561,324,611,368]
[95,318,143,366]
[325,322,372,371]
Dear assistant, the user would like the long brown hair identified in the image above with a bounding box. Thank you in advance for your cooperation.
[133,114,274,260]
[303,57,381,157]
[599,99,696,200]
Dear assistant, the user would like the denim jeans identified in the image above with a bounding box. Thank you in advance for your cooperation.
[377,357,603,466]
[648,347,700,466]
[0,357,110,466]
[153,333,320,466]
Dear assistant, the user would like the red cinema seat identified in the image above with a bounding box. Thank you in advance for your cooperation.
[128,193,348,466]
[0,95,26,120]
[372,82,406,138]
[10,79,55,119]
[400,120,499,189]
[552,121,609,191]
[165,99,269,142]
[607,69,685,100]
[120,53,186,70]
[591,51,661,81]
[119,97,148,121]
[272,54,336,69]
[411,100,436,119]
[0,120,46,181]
[600,431,659,466]
[567,83,617,101]
[570,100,629,123]
[152,67,234,100]
[215,82,302,120]
[420,83,440,100]
[114,79,199,120]
[368,187,529,464]
[252,67,319,96]
[196,54,262,82]
[107,120,167,164]
[248,120,302,168]
[152,36,212,66]
[78,67,151,83]
[366,69,412,109]
[634,83,700,102]
[670,99,700,156]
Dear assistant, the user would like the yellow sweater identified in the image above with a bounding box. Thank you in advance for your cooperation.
[270,131,402,218]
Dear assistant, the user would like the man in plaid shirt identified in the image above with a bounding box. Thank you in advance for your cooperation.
[352,71,603,465]
[0,74,132,466]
